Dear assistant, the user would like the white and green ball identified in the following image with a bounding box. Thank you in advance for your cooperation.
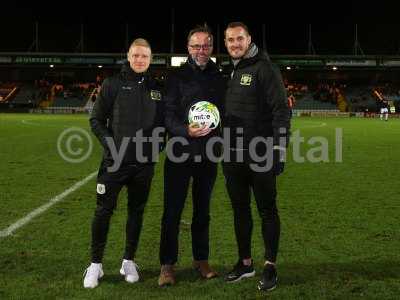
[188,101,220,129]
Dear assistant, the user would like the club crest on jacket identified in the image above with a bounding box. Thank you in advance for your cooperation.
[240,74,252,86]
[150,90,162,100]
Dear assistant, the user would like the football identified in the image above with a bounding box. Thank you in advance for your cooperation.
[188,101,220,129]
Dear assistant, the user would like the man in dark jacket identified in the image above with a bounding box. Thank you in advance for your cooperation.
[222,22,290,292]
[158,25,225,286]
[83,38,164,288]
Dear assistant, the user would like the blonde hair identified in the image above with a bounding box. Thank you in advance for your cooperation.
[127,38,152,57]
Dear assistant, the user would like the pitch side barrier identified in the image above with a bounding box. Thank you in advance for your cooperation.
[30,107,89,114]
[25,107,400,118]
[294,110,400,118]
[33,108,350,116]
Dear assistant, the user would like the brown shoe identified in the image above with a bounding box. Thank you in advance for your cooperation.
[193,260,218,279]
[158,264,175,287]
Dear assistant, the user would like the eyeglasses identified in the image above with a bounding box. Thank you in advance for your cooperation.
[189,44,212,50]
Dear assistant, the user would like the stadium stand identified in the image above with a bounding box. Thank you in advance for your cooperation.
[12,84,37,105]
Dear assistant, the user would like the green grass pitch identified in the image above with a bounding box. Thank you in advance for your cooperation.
[0,113,399,299]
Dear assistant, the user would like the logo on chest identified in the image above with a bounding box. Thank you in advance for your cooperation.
[240,74,252,86]
[150,90,161,101]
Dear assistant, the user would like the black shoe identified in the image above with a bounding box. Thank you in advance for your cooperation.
[225,260,255,283]
[258,264,277,291]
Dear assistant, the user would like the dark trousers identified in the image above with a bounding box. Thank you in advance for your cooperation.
[159,159,217,265]
[91,161,154,263]
[222,161,280,262]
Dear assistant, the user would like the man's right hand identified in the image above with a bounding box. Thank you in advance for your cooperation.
[188,123,211,137]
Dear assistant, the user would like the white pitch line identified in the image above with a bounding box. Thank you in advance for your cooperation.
[295,122,327,129]
[0,171,97,238]
[21,119,41,126]
[21,119,71,128]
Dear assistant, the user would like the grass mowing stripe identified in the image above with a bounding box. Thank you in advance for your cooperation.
[0,171,97,238]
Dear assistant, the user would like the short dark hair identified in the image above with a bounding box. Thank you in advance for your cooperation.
[225,21,250,36]
[187,24,214,44]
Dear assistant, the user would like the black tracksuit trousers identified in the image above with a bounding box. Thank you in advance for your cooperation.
[222,161,280,263]
[91,161,154,263]
[159,158,217,265]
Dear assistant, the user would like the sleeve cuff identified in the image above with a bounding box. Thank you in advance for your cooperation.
[273,145,286,151]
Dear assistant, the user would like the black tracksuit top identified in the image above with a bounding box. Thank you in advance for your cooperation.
[90,63,164,164]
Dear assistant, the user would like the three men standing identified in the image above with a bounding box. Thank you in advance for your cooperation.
[84,21,290,293]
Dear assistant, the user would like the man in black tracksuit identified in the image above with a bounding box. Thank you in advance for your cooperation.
[83,39,164,288]
[158,25,225,286]
[223,22,290,292]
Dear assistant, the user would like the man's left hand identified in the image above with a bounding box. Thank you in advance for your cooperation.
[273,148,286,176]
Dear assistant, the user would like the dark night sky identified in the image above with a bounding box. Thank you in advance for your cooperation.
[1,4,400,55]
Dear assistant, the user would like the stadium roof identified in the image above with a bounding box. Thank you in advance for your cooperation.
[2,5,400,55]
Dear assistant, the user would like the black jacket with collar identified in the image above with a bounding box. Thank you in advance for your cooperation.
[164,56,225,160]
[223,50,290,148]
[90,63,164,165]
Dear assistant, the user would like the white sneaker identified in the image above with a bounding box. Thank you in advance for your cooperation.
[83,263,104,288]
[120,259,139,283]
